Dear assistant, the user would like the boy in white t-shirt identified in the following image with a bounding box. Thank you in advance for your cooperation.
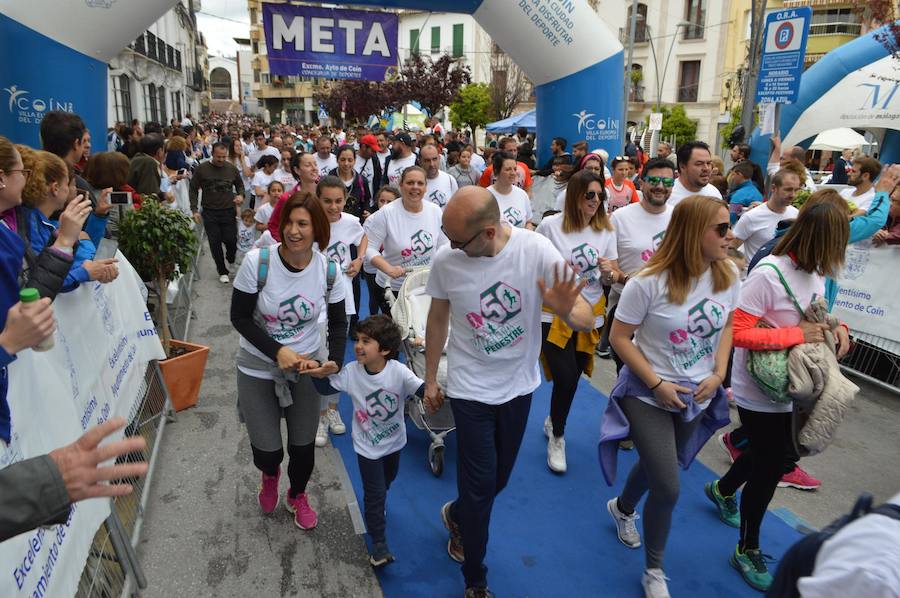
[236,209,257,262]
[313,315,425,567]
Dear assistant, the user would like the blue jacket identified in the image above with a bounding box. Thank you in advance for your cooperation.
[0,219,25,443]
[598,366,730,485]
[728,180,763,224]
[26,208,95,291]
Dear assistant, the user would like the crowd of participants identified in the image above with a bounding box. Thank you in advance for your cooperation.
[2,108,900,598]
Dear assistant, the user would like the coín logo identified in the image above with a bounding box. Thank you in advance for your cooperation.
[572,109,619,142]
[3,85,75,126]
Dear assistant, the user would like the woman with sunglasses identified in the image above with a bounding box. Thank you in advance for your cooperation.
[555,153,607,211]
[603,195,739,598]
[364,166,447,295]
[535,169,618,473]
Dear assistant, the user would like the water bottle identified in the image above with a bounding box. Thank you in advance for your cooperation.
[19,288,55,352]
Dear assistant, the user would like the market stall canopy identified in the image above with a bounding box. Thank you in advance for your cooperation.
[808,128,870,151]
[486,109,537,134]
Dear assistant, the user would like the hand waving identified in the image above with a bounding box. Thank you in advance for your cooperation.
[538,264,586,318]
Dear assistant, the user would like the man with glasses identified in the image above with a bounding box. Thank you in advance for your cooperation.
[423,186,593,597]
[669,140,722,206]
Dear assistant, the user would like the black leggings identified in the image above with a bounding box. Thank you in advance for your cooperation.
[541,322,590,437]
[251,443,315,497]
[364,271,391,317]
[717,407,792,550]
[729,423,798,474]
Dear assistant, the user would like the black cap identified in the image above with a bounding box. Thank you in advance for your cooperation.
[394,132,412,146]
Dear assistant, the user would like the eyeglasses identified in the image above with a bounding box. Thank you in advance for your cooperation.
[584,191,603,200]
[442,225,484,250]
[644,175,675,188]
[711,222,730,238]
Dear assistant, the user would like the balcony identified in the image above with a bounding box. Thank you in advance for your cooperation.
[618,26,649,45]
[808,22,861,36]
[189,68,207,91]
[677,84,698,103]
[629,85,646,103]
[250,28,261,41]
[130,32,182,72]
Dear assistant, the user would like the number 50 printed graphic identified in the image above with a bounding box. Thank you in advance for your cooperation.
[687,298,726,339]
[480,282,522,325]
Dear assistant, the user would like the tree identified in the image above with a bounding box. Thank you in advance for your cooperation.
[392,54,471,117]
[486,46,532,119]
[449,83,492,136]
[313,80,397,126]
[646,105,698,146]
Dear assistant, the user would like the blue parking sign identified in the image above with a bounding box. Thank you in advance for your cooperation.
[756,7,812,104]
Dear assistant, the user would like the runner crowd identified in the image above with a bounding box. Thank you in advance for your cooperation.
[1,108,899,598]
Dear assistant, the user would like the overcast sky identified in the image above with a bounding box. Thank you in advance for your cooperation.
[196,0,250,57]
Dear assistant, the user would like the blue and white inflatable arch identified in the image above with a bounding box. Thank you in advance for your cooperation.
[1,0,625,161]
[750,21,900,167]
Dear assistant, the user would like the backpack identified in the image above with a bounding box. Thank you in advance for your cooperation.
[256,245,338,297]
[767,493,900,597]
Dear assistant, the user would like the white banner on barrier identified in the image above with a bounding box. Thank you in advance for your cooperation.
[0,254,165,598]
[832,243,900,342]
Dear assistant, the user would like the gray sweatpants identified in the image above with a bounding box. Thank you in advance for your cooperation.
[236,370,321,451]
[618,396,704,570]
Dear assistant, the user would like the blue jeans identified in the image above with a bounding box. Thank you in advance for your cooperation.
[357,451,400,544]
[449,393,532,588]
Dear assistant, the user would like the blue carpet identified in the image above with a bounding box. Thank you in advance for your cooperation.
[331,288,802,597]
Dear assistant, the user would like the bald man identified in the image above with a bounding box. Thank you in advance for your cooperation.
[424,187,593,595]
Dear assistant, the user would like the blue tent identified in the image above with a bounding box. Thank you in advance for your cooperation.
[485,109,536,133]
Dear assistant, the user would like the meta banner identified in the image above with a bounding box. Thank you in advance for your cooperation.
[263,4,399,82]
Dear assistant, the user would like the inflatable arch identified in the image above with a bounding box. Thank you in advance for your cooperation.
[749,21,900,167]
[0,0,624,160]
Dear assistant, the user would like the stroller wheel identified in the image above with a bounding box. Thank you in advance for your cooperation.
[428,444,445,477]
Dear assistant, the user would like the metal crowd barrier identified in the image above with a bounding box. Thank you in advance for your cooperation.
[168,222,205,341]
[840,330,900,396]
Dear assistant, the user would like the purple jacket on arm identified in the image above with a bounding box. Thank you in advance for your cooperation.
[597,365,731,486]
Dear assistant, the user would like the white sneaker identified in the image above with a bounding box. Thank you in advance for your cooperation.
[326,409,345,434]
[641,568,671,598]
[218,274,230,284]
[547,433,566,473]
[606,497,641,548]
[315,417,328,447]
[543,415,553,438]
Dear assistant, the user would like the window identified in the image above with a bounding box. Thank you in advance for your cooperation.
[252,40,259,54]
[261,73,271,84]
[158,89,167,123]
[249,8,257,24]
[683,0,706,40]
[626,3,649,43]
[452,24,464,57]
[677,60,700,102]
[171,91,182,121]
[253,69,260,83]
[809,8,860,35]
[167,45,175,69]
[211,67,233,99]
[410,28,419,56]
[113,74,133,123]
[144,84,159,122]
[146,32,157,60]
[431,26,441,53]
[175,49,182,71]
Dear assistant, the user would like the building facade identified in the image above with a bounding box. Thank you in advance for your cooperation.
[234,37,265,118]
[107,0,209,127]
[208,55,240,113]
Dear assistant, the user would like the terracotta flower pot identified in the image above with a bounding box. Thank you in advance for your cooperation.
[158,339,210,411]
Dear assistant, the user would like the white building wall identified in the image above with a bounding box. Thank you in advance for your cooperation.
[208,56,239,100]
[397,12,491,85]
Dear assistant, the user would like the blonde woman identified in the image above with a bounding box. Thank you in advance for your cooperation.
[601,195,740,598]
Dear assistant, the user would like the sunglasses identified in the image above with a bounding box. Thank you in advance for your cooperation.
[712,222,730,238]
[583,191,603,200]
[644,175,675,188]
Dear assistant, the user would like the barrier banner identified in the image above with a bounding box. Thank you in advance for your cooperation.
[0,254,165,598]
[262,4,399,82]
[832,243,900,342]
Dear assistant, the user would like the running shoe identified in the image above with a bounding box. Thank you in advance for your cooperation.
[778,466,822,490]
[327,409,346,434]
[464,587,493,598]
[619,439,635,450]
[218,274,230,284]
[285,492,318,530]
[641,568,671,598]
[257,468,280,514]
[730,545,773,591]
[441,501,465,563]
[717,432,743,463]
[595,347,611,359]
[315,416,328,447]
[542,415,553,439]
[369,542,395,567]
[547,434,567,473]
[704,480,740,528]
[606,497,641,548]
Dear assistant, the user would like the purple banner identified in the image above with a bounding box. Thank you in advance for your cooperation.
[263,4,399,82]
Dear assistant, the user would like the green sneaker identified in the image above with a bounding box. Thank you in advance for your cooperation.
[730,545,773,591]
[705,480,740,528]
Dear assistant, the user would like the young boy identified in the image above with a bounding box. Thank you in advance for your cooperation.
[254,180,284,231]
[728,161,763,224]
[313,315,424,566]
[236,209,256,262]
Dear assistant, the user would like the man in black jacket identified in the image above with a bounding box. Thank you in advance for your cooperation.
[535,137,571,176]
[190,142,245,282]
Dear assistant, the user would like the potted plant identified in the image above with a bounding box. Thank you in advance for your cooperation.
[118,195,209,411]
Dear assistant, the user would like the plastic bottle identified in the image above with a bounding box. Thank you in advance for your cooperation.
[19,288,54,352]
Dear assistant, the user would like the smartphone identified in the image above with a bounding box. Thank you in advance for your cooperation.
[94,239,118,260]
[177,168,187,176]
[108,191,132,205]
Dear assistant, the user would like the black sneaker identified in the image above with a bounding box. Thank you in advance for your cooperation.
[369,541,395,567]
[595,346,611,359]
[464,587,493,598]
[441,501,465,562]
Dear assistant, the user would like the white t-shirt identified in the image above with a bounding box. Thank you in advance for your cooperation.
[327,360,423,459]
[274,167,296,189]
[488,185,533,228]
[426,171,459,210]
[248,145,280,168]
[254,202,275,226]
[363,199,447,290]
[230,155,252,191]
[315,153,338,178]
[840,186,876,211]
[425,227,567,404]
[610,202,673,296]
[251,171,276,196]
[536,213,617,326]
[254,230,277,249]
[615,266,741,412]
[325,213,365,316]
[667,178,723,207]
[732,254,824,414]
[237,220,256,253]
[355,154,377,197]
[554,188,567,211]
[233,246,347,379]
[385,154,417,187]
[376,150,390,171]
[733,203,799,265]
[469,152,486,175]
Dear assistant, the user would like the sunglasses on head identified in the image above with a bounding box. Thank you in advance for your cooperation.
[644,175,675,188]
[712,222,730,238]
[584,190,603,200]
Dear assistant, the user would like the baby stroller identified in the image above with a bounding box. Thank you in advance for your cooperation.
[384,268,455,476]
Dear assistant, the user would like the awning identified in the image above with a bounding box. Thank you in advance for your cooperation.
[808,127,870,151]
[485,109,536,134]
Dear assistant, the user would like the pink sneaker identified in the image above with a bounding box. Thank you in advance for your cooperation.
[717,432,744,463]
[258,469,280,514]
[285,492,318,529]
[778,466,821,490]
